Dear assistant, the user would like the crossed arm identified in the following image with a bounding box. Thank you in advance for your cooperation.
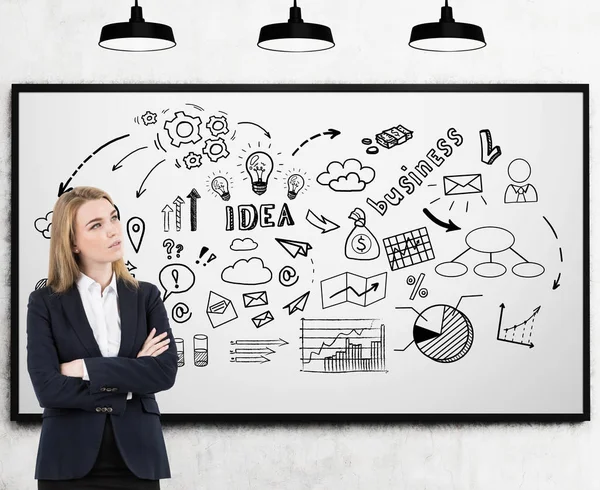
[26,284,178,414]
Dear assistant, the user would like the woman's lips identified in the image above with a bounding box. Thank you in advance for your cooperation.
[109,241,121,249]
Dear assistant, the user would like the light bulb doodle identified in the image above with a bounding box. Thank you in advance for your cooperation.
[211,176,230,201]
[245,151,274,195]
[287,174,305,200]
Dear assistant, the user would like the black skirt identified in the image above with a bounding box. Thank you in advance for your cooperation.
[38,416,160,489]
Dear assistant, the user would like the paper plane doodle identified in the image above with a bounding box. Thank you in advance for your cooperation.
[283,291,311,315]
[251,310,275,328]
[206,291,238,328]
[275,238,312,258]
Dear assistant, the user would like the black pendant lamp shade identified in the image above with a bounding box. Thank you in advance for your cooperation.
[409,1,485,52]
[258,1,334,53]
[99,1,176,52]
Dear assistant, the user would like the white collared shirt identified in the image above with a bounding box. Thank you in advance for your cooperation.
[77,272,132,401]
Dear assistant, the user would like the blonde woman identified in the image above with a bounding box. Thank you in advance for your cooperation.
[27,186,177,489]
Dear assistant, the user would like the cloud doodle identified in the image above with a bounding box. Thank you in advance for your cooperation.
[317,158,375,192]
[221,257,273,285]
[34,211,53,239]
[230,237,258,251]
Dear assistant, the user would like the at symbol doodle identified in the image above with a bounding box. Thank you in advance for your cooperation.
[279,266,299,287]
[172,302,192,323]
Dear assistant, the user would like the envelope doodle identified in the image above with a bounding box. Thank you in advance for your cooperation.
[251,310,275,328]
[443,174,483,196]
[206,291,238,328]
[242,291,269,308]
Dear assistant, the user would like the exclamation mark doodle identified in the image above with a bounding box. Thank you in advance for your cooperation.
[196,246,217,266]
[172,269,180,289]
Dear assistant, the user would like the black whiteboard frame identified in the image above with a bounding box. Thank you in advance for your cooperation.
[10,83,590,423]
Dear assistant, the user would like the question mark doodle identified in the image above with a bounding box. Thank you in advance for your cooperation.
[163,239,175,260]
[175,244,184,258]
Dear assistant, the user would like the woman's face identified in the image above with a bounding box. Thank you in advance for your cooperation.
[72,198,124,267]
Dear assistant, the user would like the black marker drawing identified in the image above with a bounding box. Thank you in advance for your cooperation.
[382,227,435,271]
[504,158,538,203]
[230,237,258,251]
[292,128,341,157]
[231,338,288,347]
[275,238,312,258]
[154,132,167,153]
[279,266,299,287]
[187,188,200,231]
[286,174,305,199]
[207,115,229,137]
[300,319,386,373]
[407,273,428,300]
[435,226,545,279]
[126,217,146,253]
[203,138,230,163]
[141,111,157,126]
[172,302,192,324]
[497,304,539,348]
[375,123,413,149]
[423,208,460,232]
[283,291,310,315]
[196,246,217,266]
[245,151,274,195]
[230,347,275,358]
[159,263,196,302]
[238,121,271,139]
[194,334,209,367]
[164,111,202,147]
[242,291,269,308]
[543,215,563,291]
[125,260,137,277]
[317,158,375,192]
[321,272,387,309]
[443,174,483,196]
[395,295,480,363]
[173,196,184,231]
[174,338,185,367]
[210,176,231,200]
[57,134,130,196]
[162,239,183,259]
[162,205,172,232]
[34,212,53,239]
[112,146,148,171]
[479,129,502,165]
[183,152,202,169]
[361,138,372,145]
[252,311,275,328]
[206,291,238,328]
[366,146,379,155]
[305,210,340,234]
[35,278,48,290]
[136,159,166,198]
[221,257,273,285]
[226,203,295,231]
[230,356,270,364]
[345,208,380,260]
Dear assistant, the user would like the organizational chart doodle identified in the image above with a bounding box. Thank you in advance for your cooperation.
[22,87,587,418]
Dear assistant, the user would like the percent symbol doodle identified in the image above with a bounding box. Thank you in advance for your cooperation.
[406,273,428,300]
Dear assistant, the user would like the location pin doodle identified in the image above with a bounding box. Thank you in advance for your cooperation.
[127,217,146,253]
[344,208,380,260]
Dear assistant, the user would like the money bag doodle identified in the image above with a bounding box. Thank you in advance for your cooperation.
[344,208,380,260]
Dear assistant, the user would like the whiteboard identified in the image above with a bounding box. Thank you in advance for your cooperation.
[13,85,589,421]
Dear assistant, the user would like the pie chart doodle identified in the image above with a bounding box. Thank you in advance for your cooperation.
[394,295,481,363]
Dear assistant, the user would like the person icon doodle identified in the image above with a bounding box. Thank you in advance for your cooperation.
[504,158,538,204]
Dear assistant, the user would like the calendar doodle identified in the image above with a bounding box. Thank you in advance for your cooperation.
[383,227,435,271]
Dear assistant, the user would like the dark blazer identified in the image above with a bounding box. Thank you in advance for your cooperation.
[26,278,178,480]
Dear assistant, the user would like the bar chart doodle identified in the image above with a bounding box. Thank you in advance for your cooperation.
[383,227,435,271]
[300,319,386,373]
[496,303,540,348]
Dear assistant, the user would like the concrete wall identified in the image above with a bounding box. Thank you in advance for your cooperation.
[1,0,597,488]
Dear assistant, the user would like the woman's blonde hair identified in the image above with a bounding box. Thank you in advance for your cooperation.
[46,186,139,294]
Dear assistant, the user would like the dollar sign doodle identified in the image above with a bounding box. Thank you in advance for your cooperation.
[356,235,367,252]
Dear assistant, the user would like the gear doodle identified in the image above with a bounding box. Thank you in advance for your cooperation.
[202,138,230,163]
[183,152,203,169]
[141,111,157,126]
[206,115,229,137]
[164,111,202,147]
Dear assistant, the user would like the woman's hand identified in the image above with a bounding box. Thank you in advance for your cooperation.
[137,328,171,358]
[60,359,84,378]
